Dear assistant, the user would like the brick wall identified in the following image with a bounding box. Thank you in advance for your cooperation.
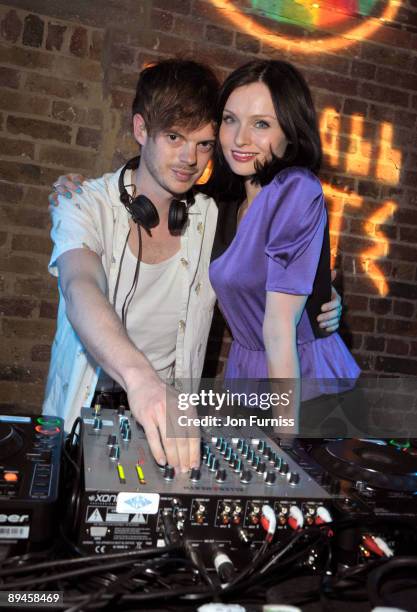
[0,0,416,413]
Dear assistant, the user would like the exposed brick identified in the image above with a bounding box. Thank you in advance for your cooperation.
[0,231,7,246]
[359,82,409,108]
[38,145,94,171]
[0,255,46,276]
[377,318,417,336]
[393,300,415,318]
[70,26,88,57]
[0,160,57,187]
[357,180,379,199]
[0,297,37,317]
[46,22,66,51]
[343,98,368,116]
[351,60,376,80]
[14,277,57,300]
[0,66,20,89]
[2,319,55,340]
[344,294,369,311]
[7,116,71,144]
[0,365,44,383]
[389,243,417,263]
[315,92,343,113]
[39,301,57,319]
[153,0,191,15]
[386,339,410,356]
[194,43,248,70]
[400,226,417,243]
[76,127,101,149]
[53,55,102,82]
[22,14,44,48]
[388,281,417,300]
[151,9,174,32]
[206,24,233,47]
[111,44,136,67]
[0,90,50,117]
[0,137,35,160]
[51,100,102,127]
[11,234,51,255]
[307,71,358,96]
[1,9,22,43]
[235,32,260,54]
[0,203,49,230]
[89,29,104,61]
[25,73,90,100]
[0,182,24,203]
[172,15,205,40]
[364,336,385,352]
[0,43,53,71]
[375,356,417,376]
[343,314,375,332]
[31,344,51,362]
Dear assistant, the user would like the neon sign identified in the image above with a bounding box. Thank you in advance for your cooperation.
[208,0,400,52]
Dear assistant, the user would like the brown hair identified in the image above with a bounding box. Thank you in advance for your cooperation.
[132,59,219,135]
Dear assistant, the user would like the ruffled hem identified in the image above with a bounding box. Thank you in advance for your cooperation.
[225,333,361,401]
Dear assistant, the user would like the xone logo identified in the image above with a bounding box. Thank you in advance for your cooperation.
[93,494,117,504]
[0,514,29,523]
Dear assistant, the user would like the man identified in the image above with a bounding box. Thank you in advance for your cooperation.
[45,59,341,472]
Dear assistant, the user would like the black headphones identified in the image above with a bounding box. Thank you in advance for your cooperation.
[118,156,194,233]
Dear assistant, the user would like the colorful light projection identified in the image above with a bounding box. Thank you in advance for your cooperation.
[321,109,401,296]
[208,0,400,52]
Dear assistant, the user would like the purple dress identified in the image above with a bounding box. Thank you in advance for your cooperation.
[209,167,360,400]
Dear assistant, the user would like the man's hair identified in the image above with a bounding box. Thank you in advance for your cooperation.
[132,59,220,135]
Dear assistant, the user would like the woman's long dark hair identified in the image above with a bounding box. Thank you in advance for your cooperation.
[203,60,322,204]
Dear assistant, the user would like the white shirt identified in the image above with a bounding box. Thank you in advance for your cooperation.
[43,167,218,430]
[114,245,182,381]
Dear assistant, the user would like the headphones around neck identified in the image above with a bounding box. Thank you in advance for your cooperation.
[118,156,195,234]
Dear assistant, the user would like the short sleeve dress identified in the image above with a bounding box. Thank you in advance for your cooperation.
[209,167,360,400]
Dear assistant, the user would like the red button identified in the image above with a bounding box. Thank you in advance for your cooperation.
[4,472,19,482]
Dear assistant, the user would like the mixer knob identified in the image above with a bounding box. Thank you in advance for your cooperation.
[119,416,129,431]
[210,458,219,472]
[234,458,243,473]
[215,468,227,483]
[252,455,260,469]
[289,472,300,485]
[122,425,131,442]
[257,461,266,474]
[274,456,282,470]
[216,437,222,450]
[257,440,265,452]
[109,444,120,461]
[242,443,249,458]
[263,446,272,460]
[268,451,276,464]
[93,416,102,431]
[279,461,289,475]
[229,453,237,466]
[118,404,126,417]
[247,449,255,463]
[225,447,232,461]
[240,470,252,484]
[205,451,212,465]
[107,434,117,446]
[220,440,228,454]
[164,465,175,480]
[237,439,244,452]
[264,471,276,485]
[190,467,201,482]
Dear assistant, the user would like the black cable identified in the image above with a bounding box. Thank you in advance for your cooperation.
[367,556,417,609]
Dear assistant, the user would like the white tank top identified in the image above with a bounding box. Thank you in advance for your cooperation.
[114,243,182,382]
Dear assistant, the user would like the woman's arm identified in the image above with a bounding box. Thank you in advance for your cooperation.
[263,291,307,432]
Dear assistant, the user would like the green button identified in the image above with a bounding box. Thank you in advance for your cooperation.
[37,417,60,427]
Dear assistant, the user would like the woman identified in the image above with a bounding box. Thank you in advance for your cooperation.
[206,60,360,428]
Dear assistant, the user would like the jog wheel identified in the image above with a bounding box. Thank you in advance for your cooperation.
[0,421,24,460]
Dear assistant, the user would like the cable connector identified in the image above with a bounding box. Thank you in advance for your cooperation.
[260,505,276,542]
[288,505,304,531]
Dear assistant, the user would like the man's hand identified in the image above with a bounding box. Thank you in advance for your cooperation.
[48,173,85,207]
[127,374,201,473]
[317,269,342,333]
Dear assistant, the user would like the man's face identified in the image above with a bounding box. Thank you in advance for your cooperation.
[134,116,216,197]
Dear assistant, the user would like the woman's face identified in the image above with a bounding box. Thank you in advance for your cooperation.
[219,81,288,177]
